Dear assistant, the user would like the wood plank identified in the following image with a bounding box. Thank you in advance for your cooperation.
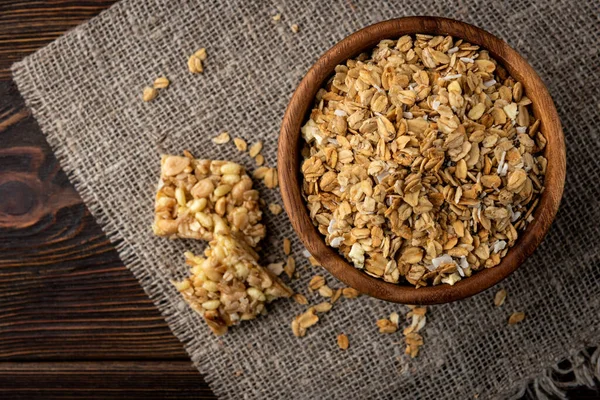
[0,72,187,361]
[0,0,117,81]
[0,361,216,399]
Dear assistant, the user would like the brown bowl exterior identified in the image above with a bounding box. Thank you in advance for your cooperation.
[278,17,566,304]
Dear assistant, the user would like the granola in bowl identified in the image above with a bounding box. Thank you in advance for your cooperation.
[300,34,547,288]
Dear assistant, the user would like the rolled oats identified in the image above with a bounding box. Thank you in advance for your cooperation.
[174,233,293,336]
[233,137,248,151]
[300,35,547,287]
[494,288,507,307]
[337,333,349,350]
[508,311,525,325]
[153,76,170,89]
[153,154,266,247]
[142,86,158,102]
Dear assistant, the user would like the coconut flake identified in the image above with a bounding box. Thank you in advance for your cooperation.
[448,46,459,54]
[403,112,414,119]
[496,151,507,174]
[432,100,441,110]
[460,57,474,63]
[432,254,454,269]
[328,138,339,145]
[500,162,509,176]
[339,186,347,193]
[327,218,336,235]
[493,240,507,254]
[348,243,365,269]
[460,256,469,270]
[527,214,534,222]
[442,73,463,81]
[376,170,391,183]
[483,79,497,88]
[302,249,312,258]
[330,236,344,248]
[334,109,347,117]
[516,126,527,134]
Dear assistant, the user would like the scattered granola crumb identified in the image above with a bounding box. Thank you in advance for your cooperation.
[293,293,308,305]
[308,256,321,266]
[268,203,283,215]
[142,86,158,102]
[153,76,170,89]
[272,13,281,22]
[267,262,284,276]
[403,306,427,358]
[494,289,507,307]
[308,275,325,290]
[254,154,265,166]
[233,137,247,151]
[290,24,299,33]
[331,288,343,304]
[337,333,349,350]
[508,311,525,325]
[284,255,295,278]
[376,318,398,334]
[212,132,230,144]
[292,308,318,337]
[253,166,269,179]
[314,301,332,313]
[264,167,278,189]
[248,141,263,158]
[318,284,333,298]
[283,238,291,255]
[342,287,360,299]
[188,48,207,74]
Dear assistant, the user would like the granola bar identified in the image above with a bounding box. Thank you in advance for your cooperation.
[174,233,293,336]
[153,154,266,247]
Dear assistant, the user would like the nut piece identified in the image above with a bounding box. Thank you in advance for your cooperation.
[337,333,349,350]
[290,24,299,33]
[212,132,231,144]
[174,234,293,336]
[494,289,507,307]
[508,311,526,325]
[153,76,170,89]
[142,87,158,102]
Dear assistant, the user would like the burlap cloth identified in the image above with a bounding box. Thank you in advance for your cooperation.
[12,0,600,398]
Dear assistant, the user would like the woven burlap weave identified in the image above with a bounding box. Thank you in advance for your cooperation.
[12,0,600,398]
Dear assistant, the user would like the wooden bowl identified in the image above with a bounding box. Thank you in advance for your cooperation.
[277,17,566,304]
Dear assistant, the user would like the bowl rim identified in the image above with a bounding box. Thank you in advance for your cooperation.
[277,16,566,304]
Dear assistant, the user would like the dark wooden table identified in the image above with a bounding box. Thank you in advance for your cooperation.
[0,2,597,399]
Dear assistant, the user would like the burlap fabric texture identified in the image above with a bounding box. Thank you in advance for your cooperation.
[12,0,600,399]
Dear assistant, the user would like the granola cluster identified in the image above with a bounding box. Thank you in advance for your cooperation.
[174,234,292,335]
[153,153,291,335]
[153,155,266,247]
[301,35,547,287]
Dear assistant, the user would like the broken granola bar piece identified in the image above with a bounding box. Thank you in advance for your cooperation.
[174,233,293,335]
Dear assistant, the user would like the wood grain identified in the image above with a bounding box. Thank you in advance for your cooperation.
[0,1,215,398]
[278,17,566,305]
[0,361,213,399]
